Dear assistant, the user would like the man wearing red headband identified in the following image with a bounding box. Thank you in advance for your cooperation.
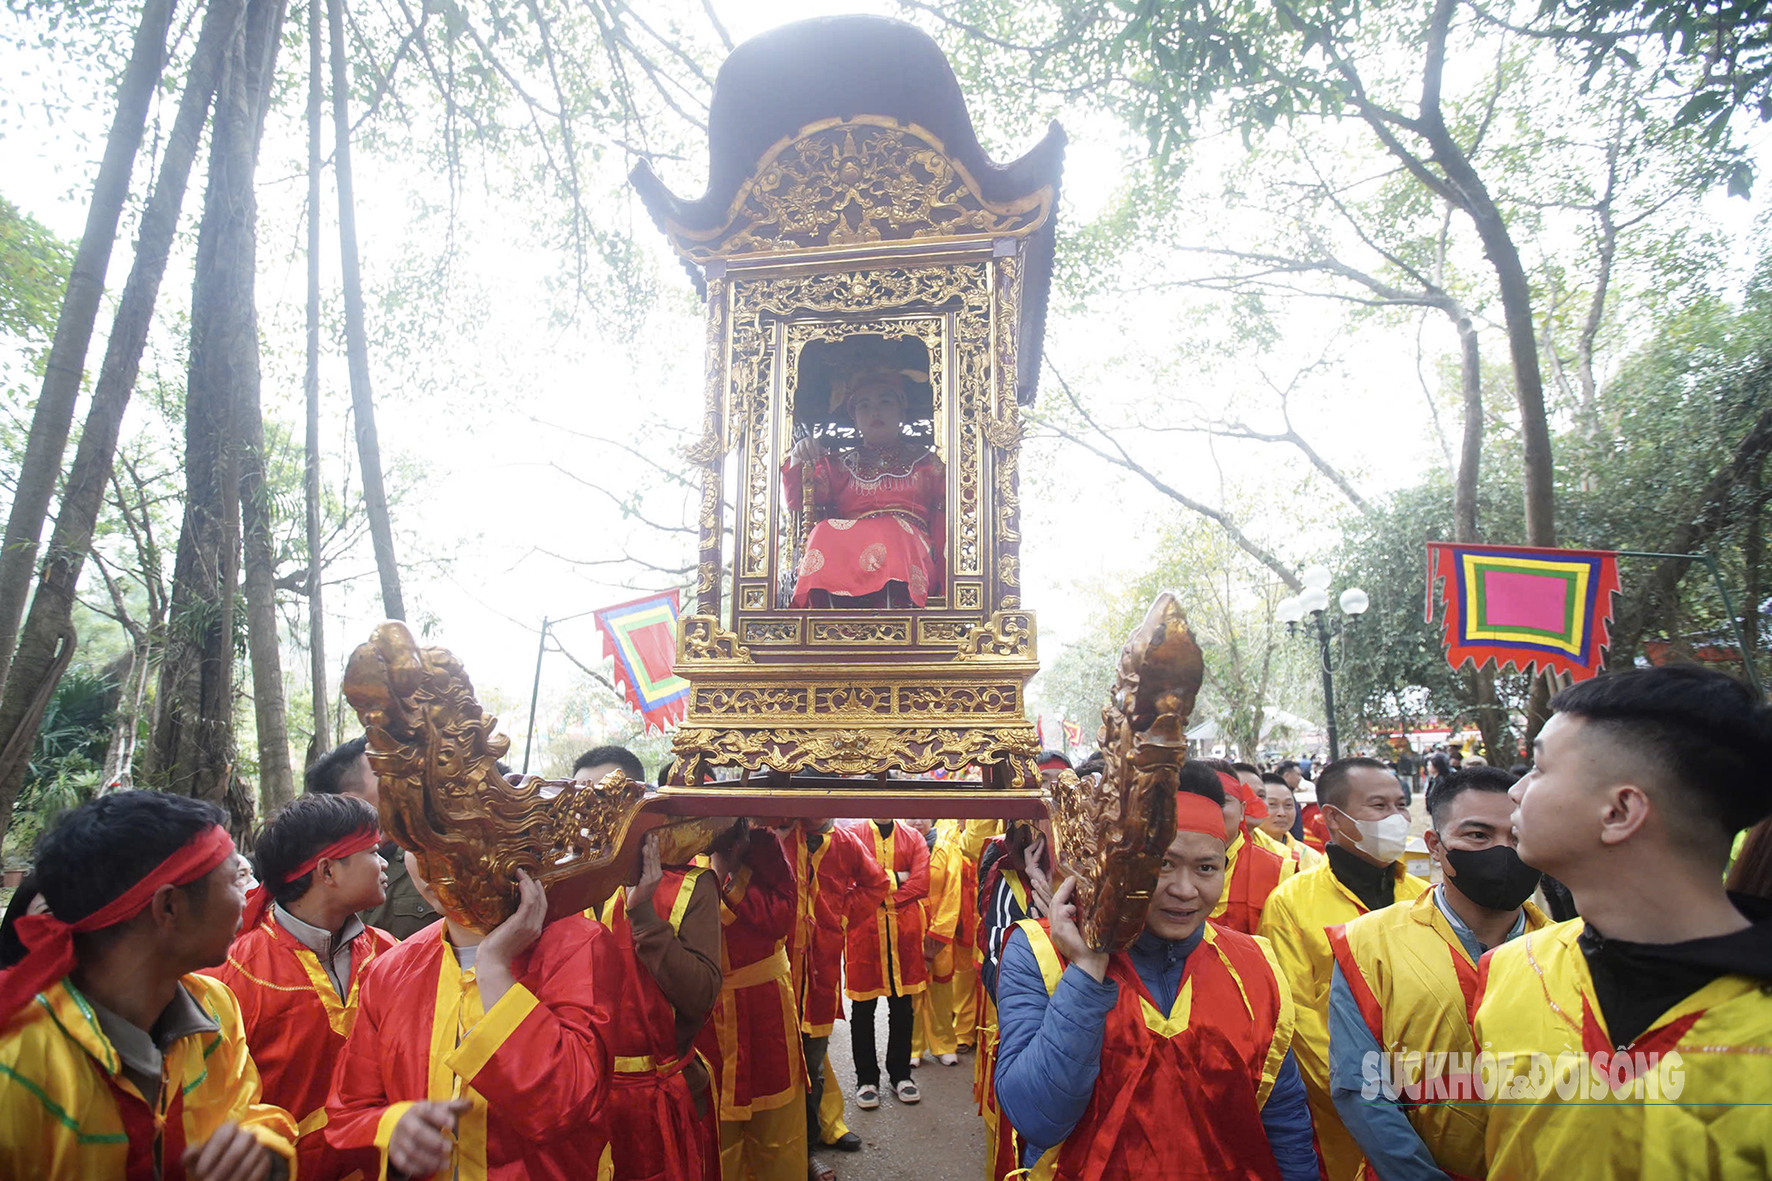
[992,774,1318,1179]
[1206,762,1295,935]
[0,791,297,1179]
[325,852,621,1179]
[209,792,395,1178]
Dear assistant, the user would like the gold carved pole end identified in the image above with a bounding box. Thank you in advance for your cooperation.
[1049,592,1204,951]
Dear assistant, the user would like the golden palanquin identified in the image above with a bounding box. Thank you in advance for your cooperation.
[630,16,1066,797]
[344,18,1210,951]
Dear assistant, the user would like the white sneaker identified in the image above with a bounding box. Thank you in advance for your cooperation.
[938,1052,958,1066]
[855,1084,880,1110]
[895,1080,921,1104]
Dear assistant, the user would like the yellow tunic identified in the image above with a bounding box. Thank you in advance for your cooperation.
[1329,887,1547,1178]
[1257,855,1429,1181]
[0,974,296,1179]
[1474,918,1772,1180]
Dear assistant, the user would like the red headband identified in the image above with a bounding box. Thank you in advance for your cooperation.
[240,827,381,932]
[1217,771,1270,821]
[0,824,235,1023]
[1175,790,1228,843]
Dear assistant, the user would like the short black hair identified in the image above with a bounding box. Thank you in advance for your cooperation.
[305,736,368,795]
[1427,752,1451,775]
[1261,772,1290,788]
[1176,760,1227,805]
[252,794,379,906]
[34,791,226,926]
[573,745,645,780]
[1425,766,1517,829]
[1551,666,1772,839]
[1316,756,1391,811]
[1074,751,1106,778]
[1277,760,1301,776]
[1231,761,1260,776]
[1036,749,1073,768]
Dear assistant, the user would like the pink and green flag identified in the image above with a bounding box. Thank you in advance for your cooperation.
[1425,543,1622,681]
[594,590,691,733]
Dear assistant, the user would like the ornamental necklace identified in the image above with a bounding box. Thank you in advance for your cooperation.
[846,440,920,483]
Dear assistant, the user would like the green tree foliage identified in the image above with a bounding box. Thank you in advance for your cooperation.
[5,667,114,858]
[1037,517,1318,758]
[0,197,72,348]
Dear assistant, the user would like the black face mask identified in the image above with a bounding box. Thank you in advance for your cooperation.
[1443,844,1542,912]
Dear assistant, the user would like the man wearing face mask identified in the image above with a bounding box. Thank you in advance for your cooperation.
[1324,767,1548,1180]
[1259,757,1429,1181]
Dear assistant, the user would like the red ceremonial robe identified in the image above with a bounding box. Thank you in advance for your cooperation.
[783,824,891,1035]
[699,831,802,1119]
[842,820,931,1001]
[1012,919,1296,1181]
[325,915,618,1181]
[207,913,397,1179]
[596,870,710,1181]
[781,447,946,605]
[1212,832,1287,935]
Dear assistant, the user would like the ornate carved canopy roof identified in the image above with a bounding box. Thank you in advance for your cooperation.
[631,15,1065,405]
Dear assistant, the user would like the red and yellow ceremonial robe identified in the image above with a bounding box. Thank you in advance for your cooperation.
[843,819,931,1001]
[915,821,963,1057]
[952,824,982,1048]
[783,824,891,1035]
[0,973,296,1180]
[1010,919,1296,1181]
[1473,918,1772,1180]
[325,916,618,1181]
[208,913,397,1179]
[1212,830,1292,936]
[697,831,805,1181]
[1257,856,1429,1181]
[1327,887,1547,1179]
[595,871,711,1181]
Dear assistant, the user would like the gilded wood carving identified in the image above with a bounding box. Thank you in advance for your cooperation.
[1050,593,1205,951]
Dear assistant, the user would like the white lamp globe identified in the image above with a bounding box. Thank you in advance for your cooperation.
[1339,587,1370,616]
[1299,587,1330,613]
[1276,596,1304,624]
[1301,565,1332,591]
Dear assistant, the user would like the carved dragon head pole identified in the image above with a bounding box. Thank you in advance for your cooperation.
[341,621,699,932]
[1048,592,1205,951]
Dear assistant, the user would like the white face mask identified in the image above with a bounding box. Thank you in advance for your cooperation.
[1333,808,1410,864]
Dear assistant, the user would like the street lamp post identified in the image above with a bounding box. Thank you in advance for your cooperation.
[1276,566,1370,762]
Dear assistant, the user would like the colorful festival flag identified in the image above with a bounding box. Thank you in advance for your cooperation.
[594,590,692,733]
[1062,720,1084,750]
[1425,543,1622,681]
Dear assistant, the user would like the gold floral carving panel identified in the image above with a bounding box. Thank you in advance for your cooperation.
[667,119,1054,262]
[809,619,912,644]
[671,724,1038,778]
[741,620,802,644]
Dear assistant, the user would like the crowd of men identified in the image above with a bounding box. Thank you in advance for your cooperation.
[0,664,1767,1179]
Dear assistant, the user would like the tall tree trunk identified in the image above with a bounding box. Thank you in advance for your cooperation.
[237,0,297,816]
[305,0,331,767]
[0,0,241,837]
[1743,463,1763,687]
[101,632,153,789]
[328,0,405,620]
[1446,302,1508,764]
[148,0,284,829]
[0,0,177,691]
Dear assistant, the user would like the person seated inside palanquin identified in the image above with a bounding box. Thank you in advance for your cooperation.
[782,359,945,608]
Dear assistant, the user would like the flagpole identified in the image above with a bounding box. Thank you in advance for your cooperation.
[522,616,549,775]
